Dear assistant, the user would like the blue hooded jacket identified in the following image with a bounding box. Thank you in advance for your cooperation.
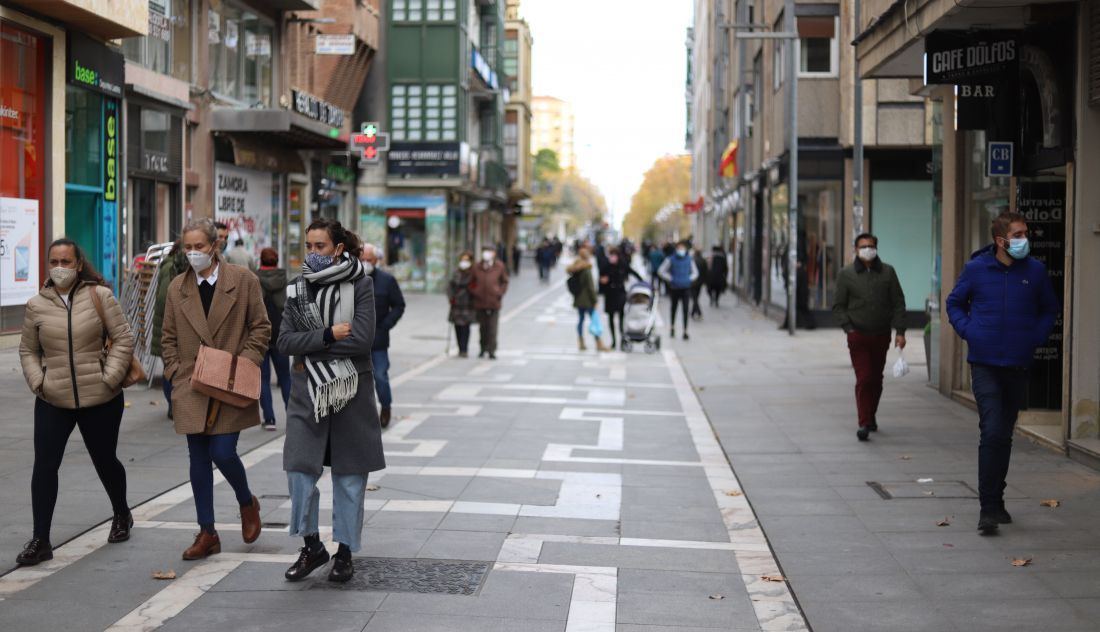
[945,244,1060,368]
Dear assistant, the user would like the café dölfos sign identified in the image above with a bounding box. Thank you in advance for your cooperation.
[925,30,1019,85]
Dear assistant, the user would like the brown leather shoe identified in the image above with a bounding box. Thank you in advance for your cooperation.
[182,531,221,560]
[241,496,261,544]
[380,408,391,429]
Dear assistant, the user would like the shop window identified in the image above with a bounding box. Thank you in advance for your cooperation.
[65,87,104,188]
[392,84,459,142]
[772,13,784,91]
[208,0,273,106]
[798,17,837,77]
[122,0,192,81]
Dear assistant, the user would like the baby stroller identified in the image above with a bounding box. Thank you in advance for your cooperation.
[622,282,661,354]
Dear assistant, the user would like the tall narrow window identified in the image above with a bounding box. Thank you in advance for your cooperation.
[798,17,837,76]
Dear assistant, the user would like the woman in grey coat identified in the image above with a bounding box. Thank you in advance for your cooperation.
[277,218,385,583]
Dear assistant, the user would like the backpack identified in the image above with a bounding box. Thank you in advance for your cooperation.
[567,271,582,296]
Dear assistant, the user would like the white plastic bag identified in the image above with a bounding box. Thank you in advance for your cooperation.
[892,349,910,378]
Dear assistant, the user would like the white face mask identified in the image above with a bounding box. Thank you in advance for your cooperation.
[858,247,878,262]
[676,248,687,256]
[362,262,375,275]
[50,266,77,289]
[187,250,213,273]
[482,251,495,263]
[458,260,472,270]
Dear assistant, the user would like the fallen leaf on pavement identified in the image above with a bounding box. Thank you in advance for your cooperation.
[152,570,176,580]
[124,402,132,408]
[697,386,706,392]
[1011,558,1032,567]
[936,518,951,527]
[708,594,724,600]
[149,401,158,406]
[1040,499,1060,508]
[725,490,743,497]
[942,543,954,548]
[761,575,785,583]
[365,484,380,492]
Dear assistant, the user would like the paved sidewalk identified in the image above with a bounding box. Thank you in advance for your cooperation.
[674,297,1100,632]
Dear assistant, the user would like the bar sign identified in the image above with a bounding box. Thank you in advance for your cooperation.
[987,141,1013,177]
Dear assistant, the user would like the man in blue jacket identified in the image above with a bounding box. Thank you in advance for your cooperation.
[360,244,406,429]
[946,211,1059,535]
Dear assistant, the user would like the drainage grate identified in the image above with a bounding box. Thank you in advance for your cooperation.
[867,480,978,500]
[308,558,491,595]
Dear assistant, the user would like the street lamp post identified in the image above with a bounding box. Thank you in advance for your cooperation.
[733,1,799,335]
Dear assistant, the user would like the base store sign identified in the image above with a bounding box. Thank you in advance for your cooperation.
[0,198,39,307]
[215,162,273,261]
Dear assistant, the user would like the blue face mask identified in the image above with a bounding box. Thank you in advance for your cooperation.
[1005,237,1029,260]
[305,252,336,272]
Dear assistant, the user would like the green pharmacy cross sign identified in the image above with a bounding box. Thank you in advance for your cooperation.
[350,122,390,165]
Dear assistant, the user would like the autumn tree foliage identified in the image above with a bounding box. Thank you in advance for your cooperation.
[531,150,608,234]
[622,154,692,242]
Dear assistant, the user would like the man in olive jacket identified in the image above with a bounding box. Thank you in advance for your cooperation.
[832,233,907,441]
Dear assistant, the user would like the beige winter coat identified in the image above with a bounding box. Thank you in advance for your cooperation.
[19,283,135,409]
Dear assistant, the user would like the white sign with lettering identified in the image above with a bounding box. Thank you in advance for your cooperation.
[0,197,40,307]
[316,34,356,55]
[215,162,273,261]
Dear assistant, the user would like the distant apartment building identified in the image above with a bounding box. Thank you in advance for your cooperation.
[532,95,575,171]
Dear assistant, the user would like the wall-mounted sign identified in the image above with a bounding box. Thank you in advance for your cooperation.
[148,0,171,41]
[0,197,39,307]
[142,150,169,174]
[215,162,274,261]
[102,99,119,288]
[67,33,123,97]
[924,30,1019,85]
[987,141,1013,177]
[316,34,356,55]
[291,89,345,127]
[471,47,499,90]
[387,142,464,176]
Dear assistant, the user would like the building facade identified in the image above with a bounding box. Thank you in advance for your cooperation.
[857,0,1100,465]
[0,0,148,331]
[690,0,933,330]
[532,95,575,171]
[502,0,533,252]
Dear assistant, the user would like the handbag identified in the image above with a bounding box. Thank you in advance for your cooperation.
[190,343,261,409]
[87,286,146,388]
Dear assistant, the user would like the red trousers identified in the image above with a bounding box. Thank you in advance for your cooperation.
[847,330,891,428]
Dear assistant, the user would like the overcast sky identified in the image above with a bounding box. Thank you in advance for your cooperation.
[521,0,693,230]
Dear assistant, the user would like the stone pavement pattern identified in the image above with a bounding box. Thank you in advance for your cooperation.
[0,265,802,631]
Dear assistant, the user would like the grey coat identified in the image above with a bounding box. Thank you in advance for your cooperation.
[277,274,385,476]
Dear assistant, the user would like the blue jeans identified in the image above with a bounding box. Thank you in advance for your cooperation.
[186,432,253,528]
[260,349,292,422]
[372,350,391,409]
[287,470,369,552]
[576,307,594,337]
[970,363,1029,511]
[162,377,172,415]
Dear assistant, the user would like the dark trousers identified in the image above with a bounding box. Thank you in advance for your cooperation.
[162,376,173,415]
[607,310,624,346]
[259,349,291,422]
[477,309,500,354]
[32,394,128,539]
[691,285,704,317]
[538,263,550,282]
[454,324,471,353]
[970,364,1029,511]
[708,287,722,307]
[669,288,691,331]
[186,432,253,528]
[847,331,891,428]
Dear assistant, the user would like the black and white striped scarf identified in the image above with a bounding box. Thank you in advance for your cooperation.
[285,254,365,420]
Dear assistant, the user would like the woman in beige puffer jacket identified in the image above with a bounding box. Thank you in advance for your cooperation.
[16,239,136,567]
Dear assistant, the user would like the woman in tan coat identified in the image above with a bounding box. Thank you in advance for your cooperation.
[17,239,136,566]
[161,219,271,561]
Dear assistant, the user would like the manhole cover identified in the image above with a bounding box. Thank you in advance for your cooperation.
[867,480,978,499]
[308,558,491,594]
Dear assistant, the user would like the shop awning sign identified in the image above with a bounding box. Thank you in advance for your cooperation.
[987,142,1013,177]
[924,30,1019,85]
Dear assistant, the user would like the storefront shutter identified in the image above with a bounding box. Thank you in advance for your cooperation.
[1091,0,1100,107]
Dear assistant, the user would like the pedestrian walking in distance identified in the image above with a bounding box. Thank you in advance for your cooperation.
[225,238,257,271]
[599,246,644,350]
[360,244,405,429]
[16,239,136,566]
[278,219,385,583]
[658,240,699,340]
[568,244,610,352]
[707,245,729,307]
[832,233,906,442]
[946,211,1059,535]
[536,238,555,283]
[161,219,270,561]
[257,248,292,431]
[151,240,186,420]
[470,245,509,359]
[448,251,477,357]
[690,246,709,321]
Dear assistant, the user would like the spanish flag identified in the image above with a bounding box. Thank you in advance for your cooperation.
[719,140,738,179]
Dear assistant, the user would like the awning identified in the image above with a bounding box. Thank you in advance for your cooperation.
[268,0,319,10]
[227,135,305,174]
[5,0,146,38]
[209,108,348,149]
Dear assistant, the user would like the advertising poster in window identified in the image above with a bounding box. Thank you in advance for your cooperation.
[1017,179,1065,410]
[215,162,273,261]
[0,197,40,306]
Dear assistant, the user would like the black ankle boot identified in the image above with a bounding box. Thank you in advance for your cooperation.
[329,543,354,583]
[108,511,134,543]
[16,537,53,566]
[285,535,329,581]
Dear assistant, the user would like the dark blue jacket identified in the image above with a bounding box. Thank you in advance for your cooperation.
[945,245,1060,368]
[369,268,405,351]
